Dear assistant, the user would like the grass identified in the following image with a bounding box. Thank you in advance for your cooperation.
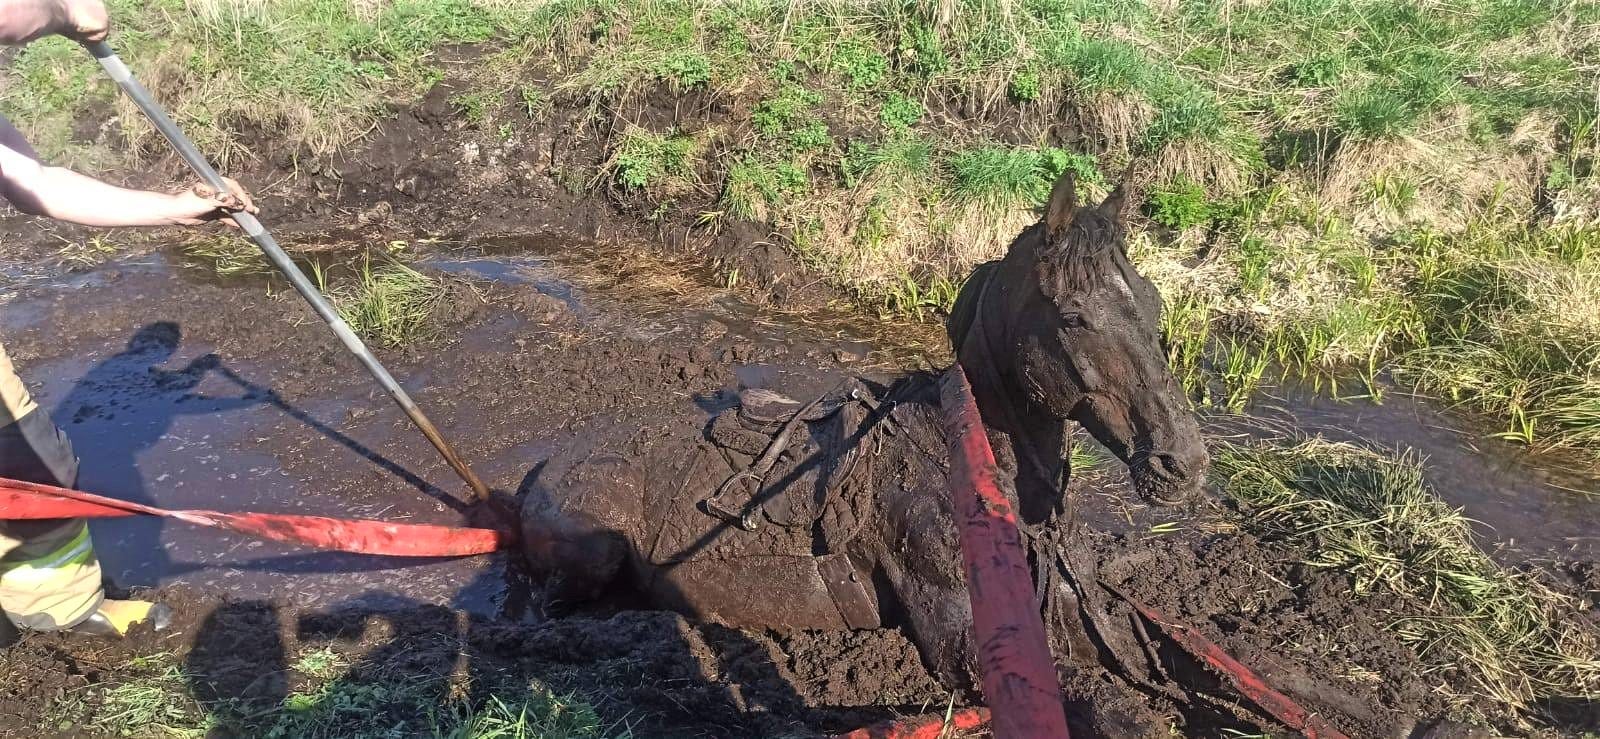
[43,649,628,739]
[46,653,213,737]
[316,257,450,348]
[2,0,1597,457]
[1213,438,1600,724]
[177,235,272,278]
[54,235,123,271]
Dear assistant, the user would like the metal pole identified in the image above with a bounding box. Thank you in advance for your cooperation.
[83,41,491,503]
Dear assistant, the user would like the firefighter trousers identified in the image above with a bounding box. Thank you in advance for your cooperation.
[0,408,104,631]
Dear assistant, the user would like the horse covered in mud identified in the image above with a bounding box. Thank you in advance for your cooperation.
[519,173,1210,733]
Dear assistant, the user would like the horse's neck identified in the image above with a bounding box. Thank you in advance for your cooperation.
[956,269,1070,525]
[982,397,1066,525]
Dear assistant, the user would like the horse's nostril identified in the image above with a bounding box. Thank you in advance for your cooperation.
[1149,451,1196,481]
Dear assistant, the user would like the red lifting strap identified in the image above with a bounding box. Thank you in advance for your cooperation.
[0,476,511,557]
[1105,583,1352,739]
[833,708,991,739]
[940,365,1071,738]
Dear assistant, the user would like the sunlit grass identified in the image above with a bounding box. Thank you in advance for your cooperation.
[318,258,449,348]
[1213,438,1600,724]
[43,647,629,739]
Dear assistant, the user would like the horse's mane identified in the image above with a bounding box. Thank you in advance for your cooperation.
[1031,213,1130,299]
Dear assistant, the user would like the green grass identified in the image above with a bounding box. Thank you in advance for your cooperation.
[54,235,123,271]
[1213,438,1600,724]
[177,235,272,278]
[43,649,628,739]
[291,647,349,681]
[314,257,449,347]
[46,654,213,737]
[1394,224,1600,458]
[608,128,703,192]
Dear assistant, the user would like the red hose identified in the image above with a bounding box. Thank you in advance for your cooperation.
[1106,584,1352,739]
[940,365,1070,738]
[0,476,510,557]
[833,707,991,738]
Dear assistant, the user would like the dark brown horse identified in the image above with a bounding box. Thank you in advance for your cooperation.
[518,172,1207,722]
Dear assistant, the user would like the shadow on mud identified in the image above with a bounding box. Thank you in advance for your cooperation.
[178,532,870,738]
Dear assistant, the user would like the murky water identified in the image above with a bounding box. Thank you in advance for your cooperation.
[3,239,1597,618]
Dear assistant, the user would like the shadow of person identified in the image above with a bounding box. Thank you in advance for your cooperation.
[176,525,849,736]
[51,322,263,588]
[184,601,290,722]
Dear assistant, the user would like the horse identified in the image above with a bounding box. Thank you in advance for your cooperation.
[517,172,1207,729]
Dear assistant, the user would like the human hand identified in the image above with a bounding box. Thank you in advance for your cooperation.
[168,177,258,227]
[56,0,108,42]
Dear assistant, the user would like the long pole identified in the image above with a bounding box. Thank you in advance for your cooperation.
[83,41,491,503]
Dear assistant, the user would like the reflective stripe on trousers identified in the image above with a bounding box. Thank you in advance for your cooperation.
[1,408,104,632]
[0,519,105,630]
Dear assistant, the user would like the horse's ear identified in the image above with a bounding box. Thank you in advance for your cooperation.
[1043,172,1078,240]
[1098,169,1135,221]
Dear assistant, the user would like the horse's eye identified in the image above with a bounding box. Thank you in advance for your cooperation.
[1062,313,1088,329]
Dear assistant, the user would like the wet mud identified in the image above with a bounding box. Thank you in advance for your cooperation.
[2,234,1594,736]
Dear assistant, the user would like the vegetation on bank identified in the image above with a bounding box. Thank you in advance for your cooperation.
[1214,438,1600,727]
[3,0,1598,454]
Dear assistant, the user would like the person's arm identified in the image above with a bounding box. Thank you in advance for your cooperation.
[0,0,107,44]
[0,140,255,227]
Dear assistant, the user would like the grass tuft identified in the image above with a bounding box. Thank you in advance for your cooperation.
[1214,438,1600,722]
[316,257,447,348]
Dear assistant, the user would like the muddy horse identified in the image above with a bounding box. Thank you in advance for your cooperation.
[519,173,1210,733]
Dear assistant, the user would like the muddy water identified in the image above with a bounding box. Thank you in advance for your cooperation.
[2,239,1596,620]
[2,260,514,614]
[0,239,933,617]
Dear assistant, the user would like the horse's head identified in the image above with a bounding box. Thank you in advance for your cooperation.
[950,172,1206,513]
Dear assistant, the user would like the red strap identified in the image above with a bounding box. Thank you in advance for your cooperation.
[833,708,991,739]
[940,365,1071,738]
[1107,584,1352,739]
[0,476,510,557]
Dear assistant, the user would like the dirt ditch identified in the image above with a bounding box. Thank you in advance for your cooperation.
[2,73,1598,737]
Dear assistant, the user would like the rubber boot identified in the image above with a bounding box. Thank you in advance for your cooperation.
[70,599,172,637]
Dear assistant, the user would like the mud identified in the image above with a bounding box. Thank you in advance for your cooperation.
[2,235,1589,735]
[0,586,936,737]
[1,57,1597,737]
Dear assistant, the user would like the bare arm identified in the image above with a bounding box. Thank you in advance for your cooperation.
[0,0,106,44]
[0,141,254,227]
